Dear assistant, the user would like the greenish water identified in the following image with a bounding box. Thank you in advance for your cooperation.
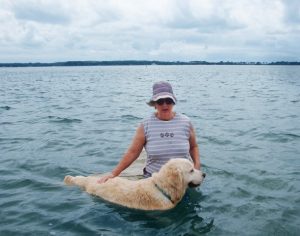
[0,65,299,235]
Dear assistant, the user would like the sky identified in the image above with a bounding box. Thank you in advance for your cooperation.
[0,0,300,63]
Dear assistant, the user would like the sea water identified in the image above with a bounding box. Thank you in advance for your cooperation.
[0,65,299,235]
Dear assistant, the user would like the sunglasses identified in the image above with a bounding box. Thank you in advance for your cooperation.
[156,98,174,105]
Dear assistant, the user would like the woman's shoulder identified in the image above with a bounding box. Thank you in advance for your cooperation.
[175,113,193,129]
[141,113,155,124]
[176,112,191,122]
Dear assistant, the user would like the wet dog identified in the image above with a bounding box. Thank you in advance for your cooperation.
[64,158,205,210]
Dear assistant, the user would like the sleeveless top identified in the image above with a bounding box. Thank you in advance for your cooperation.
[142,112,193,176]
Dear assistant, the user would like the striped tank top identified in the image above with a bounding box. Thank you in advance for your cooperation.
[142,112,192,176]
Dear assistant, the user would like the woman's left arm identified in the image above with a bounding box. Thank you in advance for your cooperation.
[189,126,201,169]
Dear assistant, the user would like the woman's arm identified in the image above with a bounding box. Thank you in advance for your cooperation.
[97,124,146,183]
[189,126,201,169]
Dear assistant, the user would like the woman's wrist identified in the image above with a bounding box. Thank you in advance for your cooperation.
[111,170,119,177]
[193,159,201,169]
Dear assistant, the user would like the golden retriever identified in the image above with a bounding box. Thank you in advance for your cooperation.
[64,158,205,210]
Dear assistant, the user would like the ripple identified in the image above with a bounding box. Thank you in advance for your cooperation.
[261,220,292,235]
[0,137,35,145]
[40,139,74,150]
[255,132,300,143]
[204,165,235,178]
[202,135,233,145]
[121,114,141,120]
[0,121,13,125]
[89,129,105,134]
[0,105,12,110]
[47,116,82,123]
[230,187,252,198]
[75,141,94,148]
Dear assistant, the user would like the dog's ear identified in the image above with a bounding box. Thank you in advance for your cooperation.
[157,163,185,202]
[168,165,184,188]
[169,165,186,202]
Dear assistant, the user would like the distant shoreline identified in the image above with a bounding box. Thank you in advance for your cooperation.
[0,60,300,67]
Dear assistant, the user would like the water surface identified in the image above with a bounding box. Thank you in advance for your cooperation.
[1,65,299,235]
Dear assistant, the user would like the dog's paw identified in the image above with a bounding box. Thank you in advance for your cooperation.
[64,175,74,185]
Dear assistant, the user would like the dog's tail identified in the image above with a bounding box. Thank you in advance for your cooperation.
[64,175,89,188]
[64,175,75,185]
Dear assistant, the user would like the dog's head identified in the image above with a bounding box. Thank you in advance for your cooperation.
[165,158,205,188]
[153,158,206,203]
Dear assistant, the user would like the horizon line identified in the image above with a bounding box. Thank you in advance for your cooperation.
[0,60,300,67]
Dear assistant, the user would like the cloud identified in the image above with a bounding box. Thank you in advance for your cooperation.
[282,0,300,25]
[0,0,299,62]
[165,0,246,32]
[11,0,70,25]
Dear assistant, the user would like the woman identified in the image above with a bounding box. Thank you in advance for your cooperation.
[98,81,200,183]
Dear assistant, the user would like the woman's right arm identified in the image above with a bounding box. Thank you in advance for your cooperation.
[97,124,145,183]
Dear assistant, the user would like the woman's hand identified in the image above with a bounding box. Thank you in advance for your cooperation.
[97,173,116,184]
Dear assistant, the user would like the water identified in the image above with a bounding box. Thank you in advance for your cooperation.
[0,65,299,235]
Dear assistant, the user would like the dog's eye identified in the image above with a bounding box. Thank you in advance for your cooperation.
[190,169,194,173]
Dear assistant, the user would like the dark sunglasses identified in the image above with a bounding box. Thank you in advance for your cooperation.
[156,98,174,105]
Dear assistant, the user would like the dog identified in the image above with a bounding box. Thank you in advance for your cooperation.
[64,158,205,210]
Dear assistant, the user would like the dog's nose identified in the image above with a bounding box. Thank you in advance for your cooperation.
[202,173,206,178]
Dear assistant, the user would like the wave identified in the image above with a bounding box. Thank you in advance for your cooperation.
[0,137,35,144]
[121,114,141,120]
[255,132,300,143]
[202,135,233,145]
[47,116,82,123]
[0,106,12,110]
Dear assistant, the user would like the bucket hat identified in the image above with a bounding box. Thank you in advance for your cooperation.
[147,81,177,106]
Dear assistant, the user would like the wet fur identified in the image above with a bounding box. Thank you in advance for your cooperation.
[64,158,204,210]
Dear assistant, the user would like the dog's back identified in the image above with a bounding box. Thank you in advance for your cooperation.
[64,175,174,210]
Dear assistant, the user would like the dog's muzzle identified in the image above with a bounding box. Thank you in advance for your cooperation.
[188,182,200,188]
[188,172,206,188]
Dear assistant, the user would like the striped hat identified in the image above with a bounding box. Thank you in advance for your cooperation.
[147,81,177,106]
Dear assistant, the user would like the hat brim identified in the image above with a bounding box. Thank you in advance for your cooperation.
[147,94,176,106]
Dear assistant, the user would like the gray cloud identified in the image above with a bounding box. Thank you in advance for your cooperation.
[12,1,70,25]
[282,0,300,24]
[165,1,245,32]
[0,0,299,62]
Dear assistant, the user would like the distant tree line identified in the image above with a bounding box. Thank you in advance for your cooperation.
[0,60,299,67]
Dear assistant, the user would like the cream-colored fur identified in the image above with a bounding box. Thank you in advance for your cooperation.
[64,158,205,210]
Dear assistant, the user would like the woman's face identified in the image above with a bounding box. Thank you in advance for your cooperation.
[155,98,175,117]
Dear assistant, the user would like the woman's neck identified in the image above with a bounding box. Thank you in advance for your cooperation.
[155,112,175,121]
